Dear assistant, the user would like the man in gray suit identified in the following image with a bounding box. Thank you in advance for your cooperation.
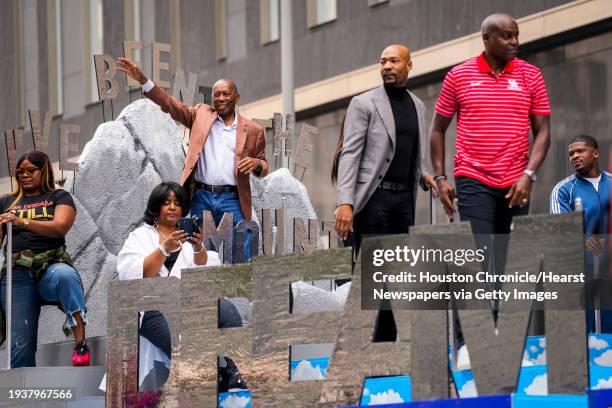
[335,44,434,246]
[334,44,435,340]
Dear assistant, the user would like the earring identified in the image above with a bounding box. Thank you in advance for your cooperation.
[153,217,159,231]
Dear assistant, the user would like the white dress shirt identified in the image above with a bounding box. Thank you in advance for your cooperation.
[142,79,155,93]
[196,115,238,186]
[142,79,238,186]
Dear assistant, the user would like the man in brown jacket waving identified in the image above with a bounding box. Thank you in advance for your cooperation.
[118,58,268,263]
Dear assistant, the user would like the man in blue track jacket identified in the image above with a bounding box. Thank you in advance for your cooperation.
[550,134,611,332]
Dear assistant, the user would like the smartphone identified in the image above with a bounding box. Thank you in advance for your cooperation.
[178,217,197,237]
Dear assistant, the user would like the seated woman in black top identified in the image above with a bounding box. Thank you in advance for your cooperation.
[0,150,89,367]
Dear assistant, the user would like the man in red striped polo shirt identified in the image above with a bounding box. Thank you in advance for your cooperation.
[430,13,551,357]
[430,13,550,235]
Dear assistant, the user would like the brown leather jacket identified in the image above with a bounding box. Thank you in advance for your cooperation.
[145,85,269,219]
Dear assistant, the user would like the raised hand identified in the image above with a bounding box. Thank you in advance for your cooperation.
[116,57,148,85]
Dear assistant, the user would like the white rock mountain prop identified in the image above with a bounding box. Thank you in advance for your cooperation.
[34,98,325,345]
[250,167,317,220]
[39,99,184,343]
[250,167,317,254]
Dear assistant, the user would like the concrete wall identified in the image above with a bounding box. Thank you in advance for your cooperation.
[0,0,20,135]
[0,0,582,180]
[183,0,573,105]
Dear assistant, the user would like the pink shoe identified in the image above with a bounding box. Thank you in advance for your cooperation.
[72,340,91,366]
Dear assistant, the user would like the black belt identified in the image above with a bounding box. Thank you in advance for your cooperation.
[194,182,238,193]
[378,181,412,192]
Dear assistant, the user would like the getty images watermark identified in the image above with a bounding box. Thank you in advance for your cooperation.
[361,234,597,311]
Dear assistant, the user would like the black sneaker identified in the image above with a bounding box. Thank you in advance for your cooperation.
[218,357,248,392]
[218,365,229,393]
[227,372,248,393]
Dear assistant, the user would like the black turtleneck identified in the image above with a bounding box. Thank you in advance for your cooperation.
[383,85,418,184]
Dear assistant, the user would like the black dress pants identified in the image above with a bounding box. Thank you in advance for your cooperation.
[455,176,529,290]
[453,176,530,344]
[352,187,415,342]
[352,188,415,253]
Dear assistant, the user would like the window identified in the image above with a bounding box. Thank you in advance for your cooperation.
[215,0,227,60]
[170,0,181,70]
[23,0,44,114]
[48,0,63,114]
[85,0,104,103]
[15,0,24,126]
[140,1,155,76]
[123,0,145,89]
[368,0,388,6]
[124,0,141,62]
[124,0,178,79]
[260,0,280,44]
[124,0,141,43]
[307,0,337,28]
[214,0,246,63]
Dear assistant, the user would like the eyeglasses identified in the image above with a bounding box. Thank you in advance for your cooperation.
[15,167,40,177]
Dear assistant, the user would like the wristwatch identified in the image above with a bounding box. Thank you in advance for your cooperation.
[21,218,30,228]
[434,174,447,183]
[523,169,537,183]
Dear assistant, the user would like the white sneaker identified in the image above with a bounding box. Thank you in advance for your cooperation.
[456,344,471,371]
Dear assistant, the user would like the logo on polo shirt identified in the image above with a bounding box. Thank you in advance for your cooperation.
[470,81,484,87]
[507,79,521,90]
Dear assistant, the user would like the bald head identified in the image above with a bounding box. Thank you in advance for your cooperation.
[381,45,411,62]
[380,44,412,87]
[480,13,519,65]
[481,13,516,35]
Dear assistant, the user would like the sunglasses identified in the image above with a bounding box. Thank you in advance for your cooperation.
[16,167,40,177]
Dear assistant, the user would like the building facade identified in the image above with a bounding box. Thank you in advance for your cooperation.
[1,0,612,224]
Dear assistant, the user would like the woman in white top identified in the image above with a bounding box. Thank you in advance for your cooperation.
[118,182,221,279]
[116,182,231,392]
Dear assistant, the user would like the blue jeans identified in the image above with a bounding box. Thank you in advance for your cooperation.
[0,263,87,368]
[191,189,251,264]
